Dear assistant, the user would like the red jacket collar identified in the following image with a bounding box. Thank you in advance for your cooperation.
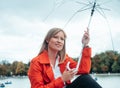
[38,50,50,64]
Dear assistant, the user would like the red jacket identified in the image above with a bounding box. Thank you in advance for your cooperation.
[28,47,91,88]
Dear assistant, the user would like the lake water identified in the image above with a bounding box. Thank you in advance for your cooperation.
[0,74,120,88]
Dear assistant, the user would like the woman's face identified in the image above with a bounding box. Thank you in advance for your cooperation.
[48,31,65,52]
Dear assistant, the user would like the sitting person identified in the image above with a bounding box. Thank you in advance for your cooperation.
[28,27,102,88]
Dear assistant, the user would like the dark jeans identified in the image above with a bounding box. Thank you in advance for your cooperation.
[66,74,102,88]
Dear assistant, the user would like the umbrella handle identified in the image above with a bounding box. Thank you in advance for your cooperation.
[66,44,84,72]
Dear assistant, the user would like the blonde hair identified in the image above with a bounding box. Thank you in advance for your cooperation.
[38,27,67,62]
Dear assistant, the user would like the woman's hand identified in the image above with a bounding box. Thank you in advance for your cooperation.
[82,28,90,47]
[61,68,77,82]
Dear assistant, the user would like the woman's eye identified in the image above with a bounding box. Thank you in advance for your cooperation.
[53,36,65,41]
[61,37,65,41]
[53,36,58,39]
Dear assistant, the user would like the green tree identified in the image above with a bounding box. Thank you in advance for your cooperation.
[91,50,120,73]
[15,61,25,76]
[0,65,7,76]
[91,55,101,73]
[11,61,18,75]
[112,61,120,73]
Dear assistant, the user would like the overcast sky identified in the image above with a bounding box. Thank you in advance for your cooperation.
[0,0,120,63]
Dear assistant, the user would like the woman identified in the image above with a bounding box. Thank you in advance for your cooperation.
[28,27,102,88]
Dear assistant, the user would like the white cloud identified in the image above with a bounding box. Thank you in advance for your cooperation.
[0,0,120,63]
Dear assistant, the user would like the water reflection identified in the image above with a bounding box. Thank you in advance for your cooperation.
[0,74,120,88]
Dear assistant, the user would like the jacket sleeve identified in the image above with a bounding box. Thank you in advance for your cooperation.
[28,59,65,88]
[78,47,92,74]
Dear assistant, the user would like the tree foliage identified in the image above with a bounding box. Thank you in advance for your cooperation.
[0,60,30,76]
[91,50,120,73]
[0,50,120,77]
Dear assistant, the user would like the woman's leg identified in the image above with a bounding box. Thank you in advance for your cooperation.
[66,74,102,88]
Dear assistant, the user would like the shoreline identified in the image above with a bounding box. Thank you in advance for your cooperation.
[91,73,120,76]
[0,73,120,79]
